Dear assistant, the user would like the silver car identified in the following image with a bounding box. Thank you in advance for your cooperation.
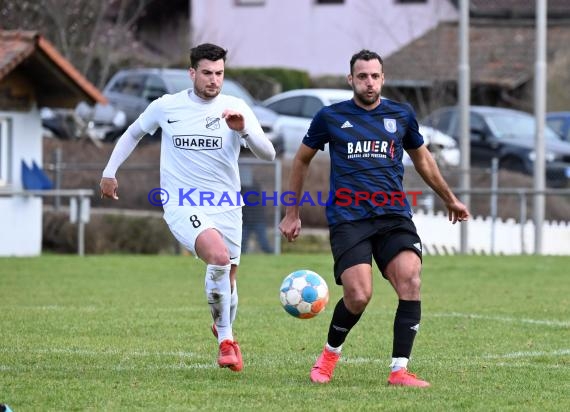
[103,68,282,150]
[263,88,459,166]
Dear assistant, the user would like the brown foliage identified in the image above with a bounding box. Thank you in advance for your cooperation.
[43,211,176,254]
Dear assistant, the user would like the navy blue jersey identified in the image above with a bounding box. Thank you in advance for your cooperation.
[303,98,424,226]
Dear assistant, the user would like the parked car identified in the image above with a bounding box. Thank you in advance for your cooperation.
[263,88,460,166]
[546,111,570,142]
[422,106,570,187]
[103,68,282,150]
[412,125,460,168]
[263,89,353,157]
[41,103,126,142]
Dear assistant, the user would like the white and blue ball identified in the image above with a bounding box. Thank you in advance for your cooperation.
[279,269,329,319]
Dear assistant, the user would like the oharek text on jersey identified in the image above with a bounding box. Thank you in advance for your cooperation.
[173,135,222,150]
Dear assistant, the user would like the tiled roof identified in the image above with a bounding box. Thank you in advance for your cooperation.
[384,20,570,89]
[0,30,106,106]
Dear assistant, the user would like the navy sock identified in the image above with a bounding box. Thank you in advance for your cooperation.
[327,298,362,348]
[392,300,421,358]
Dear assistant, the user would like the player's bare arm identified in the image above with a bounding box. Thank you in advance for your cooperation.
[407,145,470,223]
[279,144,317,241]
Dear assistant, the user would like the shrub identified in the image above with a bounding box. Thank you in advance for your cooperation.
[310,75,351,89]
[43,211,177,254]
[226,67,311,99]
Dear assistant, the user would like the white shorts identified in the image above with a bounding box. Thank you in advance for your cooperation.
[164,207,242,265]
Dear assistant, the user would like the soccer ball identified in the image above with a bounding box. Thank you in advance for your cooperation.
[279,269,329,319]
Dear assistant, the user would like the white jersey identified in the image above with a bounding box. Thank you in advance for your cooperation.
[138,90,262,214]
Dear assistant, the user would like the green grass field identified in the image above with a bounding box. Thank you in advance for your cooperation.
[1,254,569,411]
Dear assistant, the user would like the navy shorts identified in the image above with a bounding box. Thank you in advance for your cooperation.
[329,215,422,285]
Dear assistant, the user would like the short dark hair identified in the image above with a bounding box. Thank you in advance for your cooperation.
[190,43,227,69]
[349,49,384,74]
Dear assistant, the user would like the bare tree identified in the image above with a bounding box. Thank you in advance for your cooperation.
[0,0,154,88]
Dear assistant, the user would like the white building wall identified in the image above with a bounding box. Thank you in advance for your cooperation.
[0,109,43,256]
[192,0,458,76]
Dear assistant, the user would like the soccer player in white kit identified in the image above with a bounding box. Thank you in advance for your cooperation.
[100,43,276,372]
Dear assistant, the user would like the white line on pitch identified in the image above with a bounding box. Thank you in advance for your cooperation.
[4,305,203,313]
[428,312,570,327]
[340,348,570,365]
[483,348,570,359]
[492,363,565,369]
[0,347,198,358]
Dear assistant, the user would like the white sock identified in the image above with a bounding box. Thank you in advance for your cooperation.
[325,343,342,354]
[230,281,238,325]
[390,357,409,372]
[204,263,233,343]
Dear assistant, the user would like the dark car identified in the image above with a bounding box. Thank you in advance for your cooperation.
[422,106,570,187]
[103,68,282,151]
[546,111,570,143]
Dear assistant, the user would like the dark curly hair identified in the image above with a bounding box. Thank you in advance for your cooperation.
[350,49,384,74]
[190,43,227,68]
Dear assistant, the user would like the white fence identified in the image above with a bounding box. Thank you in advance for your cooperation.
[414,210,570,255]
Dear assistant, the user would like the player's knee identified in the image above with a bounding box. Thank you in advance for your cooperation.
[204,249,230,266]
[395,273,421,299]
[407,274,421,292]
[211,255,230,266]
[345,291,371,314]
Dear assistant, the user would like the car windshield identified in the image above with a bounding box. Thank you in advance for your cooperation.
[221,80,255,106]
[486,112,560,140]
[163,72,192,92]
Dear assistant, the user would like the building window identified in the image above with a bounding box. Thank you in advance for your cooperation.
[235,0,265,5]
[316,0,344,4]
[0,118,12,186]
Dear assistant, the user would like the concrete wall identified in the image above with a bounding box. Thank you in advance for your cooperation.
[0,109,43,256]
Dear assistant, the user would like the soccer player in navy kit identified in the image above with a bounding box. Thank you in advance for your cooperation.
[279,50,469,387]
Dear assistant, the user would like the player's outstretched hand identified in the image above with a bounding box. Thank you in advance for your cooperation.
[447,199,470,224]
[100,177,119,200]
[222,109,245,132]
[279,214,302,242]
